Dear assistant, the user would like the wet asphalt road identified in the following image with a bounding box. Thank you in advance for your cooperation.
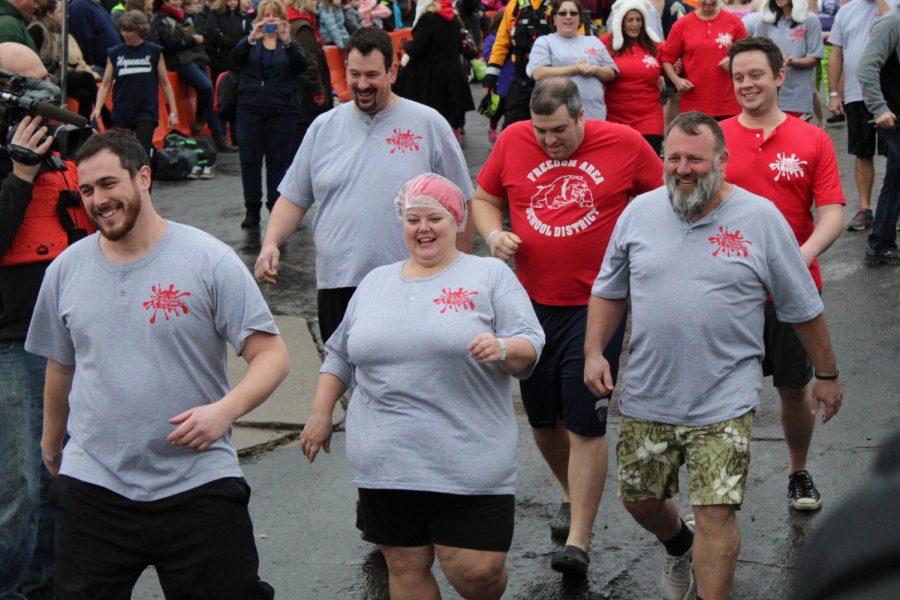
[137,100,900,599]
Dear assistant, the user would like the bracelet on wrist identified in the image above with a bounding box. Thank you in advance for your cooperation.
[497,338,507,362]
[814,370,839,381]
[486,229,502,246]
[829,91,839,97]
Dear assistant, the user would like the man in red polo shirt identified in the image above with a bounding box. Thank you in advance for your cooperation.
[721,37,845,513]
[472,76,662,578]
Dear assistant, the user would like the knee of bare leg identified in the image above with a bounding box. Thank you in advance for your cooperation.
[623,497,667,520]
[382,545,434,579]
[449,556,507,599]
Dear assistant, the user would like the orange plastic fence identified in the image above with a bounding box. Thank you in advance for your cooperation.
[93,70,212,149]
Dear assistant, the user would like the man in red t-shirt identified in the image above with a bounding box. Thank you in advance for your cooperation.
[472,77,662,578]
[660,0,747,119]
[722,37,845,513]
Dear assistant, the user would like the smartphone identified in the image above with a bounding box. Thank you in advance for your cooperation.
[183,23,194,36]
[263,22,276,33]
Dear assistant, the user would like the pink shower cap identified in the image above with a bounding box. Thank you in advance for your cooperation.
[393,173,467,232]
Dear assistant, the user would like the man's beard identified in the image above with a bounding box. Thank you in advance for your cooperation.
[90,188,142,242]
[665,160,723,219]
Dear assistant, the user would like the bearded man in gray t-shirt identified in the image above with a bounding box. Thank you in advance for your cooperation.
[25,132,290,599]
[584,113,844,600]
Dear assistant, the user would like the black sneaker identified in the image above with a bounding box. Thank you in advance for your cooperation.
[789,470,822,511]
[826,113,845,123]
[864,247,900,266]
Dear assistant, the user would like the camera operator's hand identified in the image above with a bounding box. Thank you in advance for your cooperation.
[10,116,53,182]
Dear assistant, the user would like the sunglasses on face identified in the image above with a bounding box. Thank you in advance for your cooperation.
[555,10,579,15]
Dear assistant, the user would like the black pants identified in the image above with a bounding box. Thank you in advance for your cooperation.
[503,76,534,129]
[110,121,156,159]
[52,476,274,600]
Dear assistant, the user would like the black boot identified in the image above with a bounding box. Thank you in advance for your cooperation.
[241,206,261,229]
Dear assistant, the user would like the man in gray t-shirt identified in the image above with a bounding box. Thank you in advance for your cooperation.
[25,132,289,598]
[584,113,844,600]
[254,27,474,344]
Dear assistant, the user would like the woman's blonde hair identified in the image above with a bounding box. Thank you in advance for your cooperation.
[254,0,287,22]
[289,0,318,13]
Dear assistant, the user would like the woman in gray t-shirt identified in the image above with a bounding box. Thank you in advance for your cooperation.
[300,174,545,600]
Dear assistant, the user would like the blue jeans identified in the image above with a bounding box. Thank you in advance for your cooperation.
[236,108,298,211]
[178,63,225,137]
[868,127,900,252]
[0,342,53,599]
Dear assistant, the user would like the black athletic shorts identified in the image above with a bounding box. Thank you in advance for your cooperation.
[762,301,813,388]
[317,287,356,345]
[846,101,888,158]
[520,302,626,437]
[357,488,515,552]
[51,476,273,600]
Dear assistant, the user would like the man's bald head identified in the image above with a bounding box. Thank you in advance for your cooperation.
[0,42,48,79]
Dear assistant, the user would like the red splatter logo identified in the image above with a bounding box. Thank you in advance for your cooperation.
[708,226,752,258]
[790,28,806,40]
[584,47,601,58]
[386,129,423,154]
[433,287,478,314]
[143,283,191,324]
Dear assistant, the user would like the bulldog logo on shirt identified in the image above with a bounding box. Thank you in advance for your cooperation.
[143,283,191,324]
[708,226,752,258]
[385,128,423,154]
[530,175,594,210]
[769,152,808,182]
[433,288,478,313]
[715,32,734,49]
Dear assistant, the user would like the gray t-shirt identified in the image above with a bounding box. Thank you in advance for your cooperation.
[591,186,823,426]
[278,99,475,289]
[321,254,545,495]
[25,222,279,501]
[752,15,824,113]
[830,0,898,103]
[526,33,619,120]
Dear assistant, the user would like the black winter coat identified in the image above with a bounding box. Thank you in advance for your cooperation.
[205,8,252,74]
[232,37,308,114]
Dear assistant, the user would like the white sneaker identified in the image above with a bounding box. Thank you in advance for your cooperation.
[660,514,695,600]
[199,165,215,179]
[187,165,202,179]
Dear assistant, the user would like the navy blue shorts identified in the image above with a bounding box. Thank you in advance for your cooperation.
[520,302,627,437]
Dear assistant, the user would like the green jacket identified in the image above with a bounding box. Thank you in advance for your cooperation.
[0,0,37,51]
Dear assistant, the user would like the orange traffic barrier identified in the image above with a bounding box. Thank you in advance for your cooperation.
[388,28,412,65]
[324,45,351,103]
[98,70,212,149]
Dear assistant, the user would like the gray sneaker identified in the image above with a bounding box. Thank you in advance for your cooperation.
[660,514,695,600]
[200,165,215,179]
[864,247,900,266]
[847,209,874,231]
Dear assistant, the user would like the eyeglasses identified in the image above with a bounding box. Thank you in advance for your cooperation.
[555,10,580,16]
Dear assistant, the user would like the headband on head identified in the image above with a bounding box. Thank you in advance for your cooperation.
[610,0,662,50]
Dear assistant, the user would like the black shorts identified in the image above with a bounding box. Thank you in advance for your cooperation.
[51,476,274,600]
[762,301,813,388]
[317,287,356,345]
[357,488,515,552]
[520,302,627,437]
[846,101,888,158]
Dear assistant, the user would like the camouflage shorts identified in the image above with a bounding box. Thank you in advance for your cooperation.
[616,412,754,506]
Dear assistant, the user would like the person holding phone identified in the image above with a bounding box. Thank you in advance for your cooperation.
[231,0,308,228]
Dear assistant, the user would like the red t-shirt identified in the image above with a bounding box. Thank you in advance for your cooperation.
[721,115,846,289]
[659,11,747,117]
[477,119,663,305]
[601,34,665,136]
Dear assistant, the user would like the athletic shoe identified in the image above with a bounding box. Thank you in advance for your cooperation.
[864,247,900,266]
[847,209,874,231]
[788,470,823,511]
[488,126,498,144]
[200,165,215,179]
[187,165,202,179]
[826,113,845,123]
[550,502,571,541]
[660,514,695,600]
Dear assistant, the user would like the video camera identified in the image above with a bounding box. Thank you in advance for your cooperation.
[0,68,92,162]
